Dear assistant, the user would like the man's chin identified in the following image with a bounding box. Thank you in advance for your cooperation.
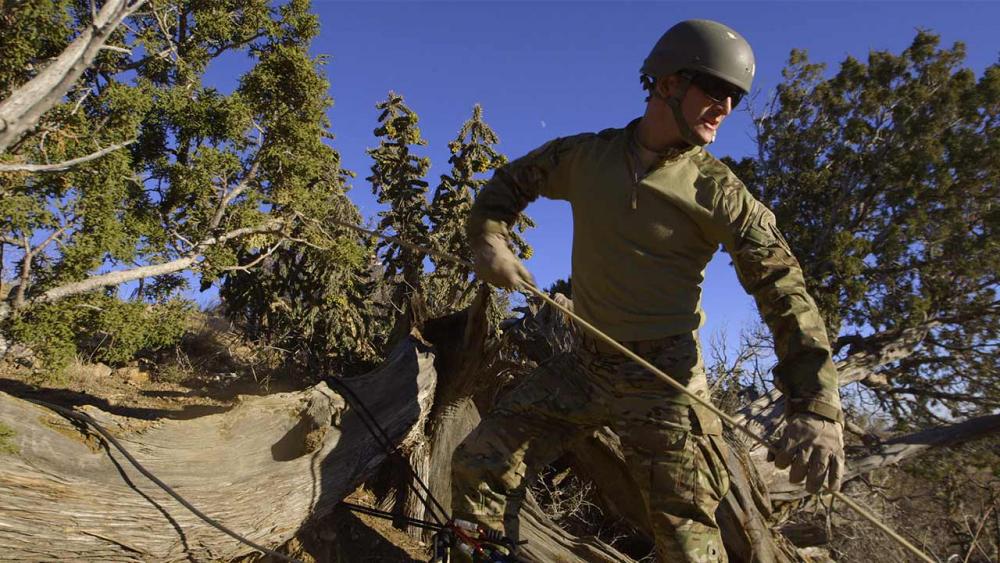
[695,125,718,145]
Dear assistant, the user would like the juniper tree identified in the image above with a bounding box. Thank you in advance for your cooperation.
[219,206,391,377]
[367,92,432,311]
[728,31,999,425]
[426,104,514,311]
[0,0,364,371]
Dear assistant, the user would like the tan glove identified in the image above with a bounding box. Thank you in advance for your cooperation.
[472,233,536,291]
[768,413,845,494]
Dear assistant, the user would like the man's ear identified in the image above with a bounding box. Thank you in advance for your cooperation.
[658,75,678,100]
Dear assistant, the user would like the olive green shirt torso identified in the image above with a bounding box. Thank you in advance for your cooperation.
[568,131,718,341]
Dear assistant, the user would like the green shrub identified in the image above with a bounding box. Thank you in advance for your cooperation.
[9,295,194,377]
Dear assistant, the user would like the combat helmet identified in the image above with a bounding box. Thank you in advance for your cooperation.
[642,19,755,93]
[641,20,755,145]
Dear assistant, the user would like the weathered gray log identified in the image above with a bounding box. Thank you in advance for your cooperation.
[0,336,437,561]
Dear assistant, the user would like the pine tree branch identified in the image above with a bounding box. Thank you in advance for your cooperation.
[12,234,31,310]
[0,140,135,172]
[208,148,261,230]
[8,224,73,310]
[0,0,147,153]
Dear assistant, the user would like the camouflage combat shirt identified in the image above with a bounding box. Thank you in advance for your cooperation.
[468,118,842,422]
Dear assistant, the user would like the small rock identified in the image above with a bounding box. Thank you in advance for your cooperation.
[115,366,150,386]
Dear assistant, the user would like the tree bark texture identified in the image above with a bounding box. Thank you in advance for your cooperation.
[381,289,633,562]
[0,297,630,562]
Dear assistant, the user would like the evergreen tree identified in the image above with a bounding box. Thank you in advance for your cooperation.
[728,31,999,424]
[0,1,364,372]
[220,220,389,377]
[427,104,507,310]
[367,92,432,309]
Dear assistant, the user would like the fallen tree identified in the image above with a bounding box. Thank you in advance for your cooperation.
[0,292,628,562]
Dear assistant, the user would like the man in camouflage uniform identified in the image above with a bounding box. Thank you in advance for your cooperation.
[452,19,845,562]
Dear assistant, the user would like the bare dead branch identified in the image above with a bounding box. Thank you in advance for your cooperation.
[0,140,135,172]
[99,45,132,54]
[70,89,92,116]
[118,46,173,71]
[12,219,285,310]
[193,219,285,250]
[963,505,995,563]
[149,1,179,63]
[218,240,283,273]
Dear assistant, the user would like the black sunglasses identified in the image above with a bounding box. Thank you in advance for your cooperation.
[683,72,745,109]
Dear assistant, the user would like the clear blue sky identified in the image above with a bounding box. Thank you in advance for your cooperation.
[294,1,998,344]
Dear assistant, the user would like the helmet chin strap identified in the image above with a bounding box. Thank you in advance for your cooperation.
[657,75,712,147]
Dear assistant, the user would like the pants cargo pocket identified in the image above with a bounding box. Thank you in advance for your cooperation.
[622,428,728,562]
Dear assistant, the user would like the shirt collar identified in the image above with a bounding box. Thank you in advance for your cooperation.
[625,117,701,168]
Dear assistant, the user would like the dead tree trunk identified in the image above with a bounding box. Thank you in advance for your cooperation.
[0,337,435,561]
[375,287,633,562]
[0,292,630,562]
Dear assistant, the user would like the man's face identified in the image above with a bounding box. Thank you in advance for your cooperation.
[682,83,732,144]
[663,73,741,145]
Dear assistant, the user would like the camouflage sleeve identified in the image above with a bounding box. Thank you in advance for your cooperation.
[714,177,843,423]
[467,135,582,240]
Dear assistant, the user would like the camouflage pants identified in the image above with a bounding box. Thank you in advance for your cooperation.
[452,332,730,562]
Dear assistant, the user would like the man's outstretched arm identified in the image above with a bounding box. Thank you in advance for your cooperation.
[713,175,845,493]
[467,135,581,289]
